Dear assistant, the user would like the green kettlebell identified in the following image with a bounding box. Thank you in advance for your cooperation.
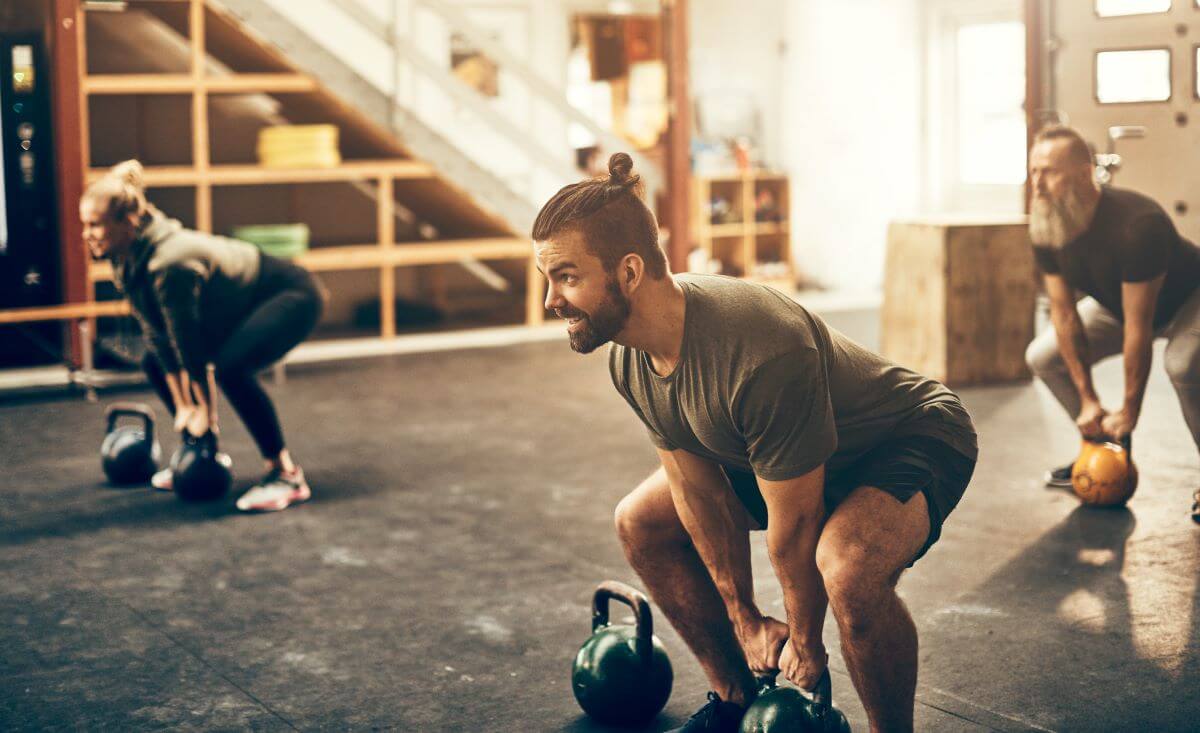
[741,670,850,733]
[100,402,161,485]
[571,580,673,726]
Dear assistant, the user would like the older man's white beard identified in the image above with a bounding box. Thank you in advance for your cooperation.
[1029,185,1092,248]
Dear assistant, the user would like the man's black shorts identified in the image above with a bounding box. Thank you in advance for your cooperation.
[722,435,977,565]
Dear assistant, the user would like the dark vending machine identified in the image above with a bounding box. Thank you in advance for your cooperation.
[0,34,60,367]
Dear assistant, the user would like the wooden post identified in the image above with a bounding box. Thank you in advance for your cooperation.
[49,0,89,367]
[525,258,544,325]
[662,0,690,273]
[1023,0,1045,214]
[190,0,212,232]
[741,173,754,278]
[378,176,396,338]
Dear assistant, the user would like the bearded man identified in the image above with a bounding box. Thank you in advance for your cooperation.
[534,153,978,733]
[1025,124,1200,522]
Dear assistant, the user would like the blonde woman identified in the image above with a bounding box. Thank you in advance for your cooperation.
[81,160,323,512]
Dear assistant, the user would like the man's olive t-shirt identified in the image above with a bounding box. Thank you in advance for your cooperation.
[1032,187,1200,328]
[608,274,977,482]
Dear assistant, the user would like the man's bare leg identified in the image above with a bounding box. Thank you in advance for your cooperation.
[815,487,930,733]
[615,467,758,706]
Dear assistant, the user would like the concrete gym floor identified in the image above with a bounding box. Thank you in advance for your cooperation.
[2,309,1198,732]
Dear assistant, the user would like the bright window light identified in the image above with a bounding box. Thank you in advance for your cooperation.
[1096,0,1171,17]
[956,21,1027,185]
[1096,49,1171,103]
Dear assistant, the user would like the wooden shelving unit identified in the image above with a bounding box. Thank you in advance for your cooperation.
[66,0,542,344]
[84,160,437,187]
[84,72,318,95]
[692,172,793,290]
[88,238,534,282]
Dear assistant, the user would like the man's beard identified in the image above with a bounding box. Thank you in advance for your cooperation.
[1030,183,1093,248]
[560,277,631,354]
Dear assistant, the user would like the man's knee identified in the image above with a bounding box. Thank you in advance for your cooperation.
[816,539,895,636]
[614,479,687,552]
[1025,337,1063,377]
[1164,338,1200,386]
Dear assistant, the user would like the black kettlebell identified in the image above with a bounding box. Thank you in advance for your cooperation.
[741,669,850,733]
[100,402,161,485]
[172,430,233,502]
[572,580,673,726]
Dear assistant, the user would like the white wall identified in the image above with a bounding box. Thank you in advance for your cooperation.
[259,0,925,293]
[781,0,923,292]
[689,0,788,168]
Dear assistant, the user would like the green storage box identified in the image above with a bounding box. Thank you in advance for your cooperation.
[232,223,310,259]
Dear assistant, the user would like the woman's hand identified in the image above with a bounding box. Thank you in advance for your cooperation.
[183,379,212,437]
[173,404,196,434]
[185,406,210,437]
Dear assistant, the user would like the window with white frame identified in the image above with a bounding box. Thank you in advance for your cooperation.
[956,21,1027,185]
[1095,0,1171,17]
[925,0,1026,213]
[1095,48,1171,103]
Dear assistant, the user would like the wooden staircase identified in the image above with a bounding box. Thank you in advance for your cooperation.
[72,0,544,343]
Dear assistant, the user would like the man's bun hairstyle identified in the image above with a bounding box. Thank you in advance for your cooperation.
[532,153,667,279]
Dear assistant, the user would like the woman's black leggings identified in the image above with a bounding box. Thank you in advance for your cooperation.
[143,255,323,458]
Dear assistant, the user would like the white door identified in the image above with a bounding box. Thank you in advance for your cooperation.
[1048,0,1197,242]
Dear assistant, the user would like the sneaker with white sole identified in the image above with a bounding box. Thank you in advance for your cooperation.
[236,467,311,512]
[152,467,173,491]
[1044,461,1075,488]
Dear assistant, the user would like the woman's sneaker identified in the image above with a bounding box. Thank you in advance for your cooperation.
[236,467,310,513]
[151,467,173,491]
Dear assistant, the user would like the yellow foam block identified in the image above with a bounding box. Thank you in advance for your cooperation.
[258,124,339,144]
[258,150,343,169]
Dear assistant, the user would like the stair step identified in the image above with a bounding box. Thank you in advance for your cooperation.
[85,73,317,94]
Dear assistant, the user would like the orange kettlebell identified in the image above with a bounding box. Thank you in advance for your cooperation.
[1071,437,1137,507]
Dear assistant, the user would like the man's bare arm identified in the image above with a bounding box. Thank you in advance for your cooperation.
[657,449,758,622]
[1044,273,1098,404]
[757,467,828,687]
[1108,275,1165,439]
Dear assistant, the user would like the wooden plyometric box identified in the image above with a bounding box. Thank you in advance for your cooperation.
[881,216,1036,386]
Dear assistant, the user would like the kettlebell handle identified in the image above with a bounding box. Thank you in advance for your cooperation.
[1083,435,1132,457]
[106,402,155,435]
[752,668,834,709]
[591,580,655,664]
[182,429,220,451]
[809,667,833,709]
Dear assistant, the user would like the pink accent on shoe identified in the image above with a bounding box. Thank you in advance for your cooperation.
[236,468,311,513]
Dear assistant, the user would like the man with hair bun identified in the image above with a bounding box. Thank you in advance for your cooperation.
[80,159,324,512]
[1025,125,1200,522]
[534,153,977,732]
